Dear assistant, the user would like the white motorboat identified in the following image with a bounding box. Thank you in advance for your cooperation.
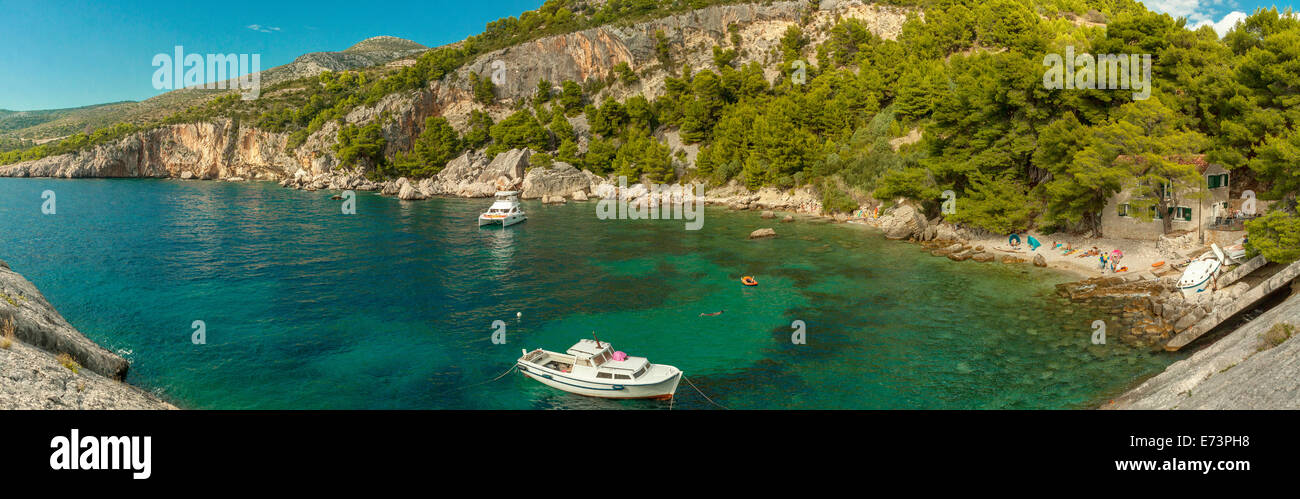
[1178,244,1225,298]
[478,191,526,227]
[517,338,682,400]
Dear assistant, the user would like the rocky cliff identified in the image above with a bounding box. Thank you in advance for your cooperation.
[0,259,174,409]
[0,0,913,185]
[0,120,297,180]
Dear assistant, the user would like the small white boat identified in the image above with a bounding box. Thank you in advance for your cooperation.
[517,338,682,400]
[478,191,526,227]
[1178,244,1225,298]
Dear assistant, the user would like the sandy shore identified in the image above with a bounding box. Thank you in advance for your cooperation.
[968,231,1169,279]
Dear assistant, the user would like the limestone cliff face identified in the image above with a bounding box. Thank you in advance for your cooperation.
[449,0,910,117]
[0,0,913,181]
[0,120,299,180]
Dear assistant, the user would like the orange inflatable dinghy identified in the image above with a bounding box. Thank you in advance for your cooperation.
[1152,261,1166,268]
[741,276,758,286]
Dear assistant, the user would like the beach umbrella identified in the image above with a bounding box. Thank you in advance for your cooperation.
[1111,249,1123,258]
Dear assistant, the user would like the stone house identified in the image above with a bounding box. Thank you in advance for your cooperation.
[1100,155,1237,242]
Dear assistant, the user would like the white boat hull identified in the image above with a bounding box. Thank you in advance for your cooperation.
[1178,258,1222,298]
[517,362,681,400]
[478,213,526,227]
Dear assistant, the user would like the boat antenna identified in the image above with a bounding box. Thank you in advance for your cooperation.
[591,331,602,348]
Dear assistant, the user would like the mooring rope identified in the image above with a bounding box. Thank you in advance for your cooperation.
[682,375,729,410]
[435,364,517,394]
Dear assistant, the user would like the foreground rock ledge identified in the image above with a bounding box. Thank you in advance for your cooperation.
[0,259,174,409]
[1106,290,1300,409]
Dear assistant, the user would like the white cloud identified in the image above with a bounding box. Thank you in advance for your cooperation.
[1144,0,1214,22]
[1190,11,1248,37]
[247,24,281,33]
[1142,0,1256,37]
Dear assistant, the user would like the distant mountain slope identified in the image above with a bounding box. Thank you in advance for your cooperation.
[0,36,427,142]
[345,35,428,53]
[254,37,428,88]
[0,102,130,133]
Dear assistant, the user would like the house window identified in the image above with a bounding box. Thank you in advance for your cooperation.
[1207,173,1228,189]
[1118,204,1131,217]
[1170,206,1193,221]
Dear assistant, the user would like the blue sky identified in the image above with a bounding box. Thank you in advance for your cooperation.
[1142,0,1295,33]
[0,0,542,110]
[0,0,1294,111]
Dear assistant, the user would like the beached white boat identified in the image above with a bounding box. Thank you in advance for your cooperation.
[1178,244,1225,298]
[517,339,682,400]
[478,191,526,227]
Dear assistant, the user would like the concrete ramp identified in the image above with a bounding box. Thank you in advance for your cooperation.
[1166,258,1300,351]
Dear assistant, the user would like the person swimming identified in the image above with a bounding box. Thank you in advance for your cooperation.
[700,310,724,317]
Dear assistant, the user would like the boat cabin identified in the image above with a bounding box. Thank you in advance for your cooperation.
[484,191,522,215]
[526,339,655,381]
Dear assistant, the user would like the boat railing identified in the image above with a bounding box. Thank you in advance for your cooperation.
[523,349,546,362]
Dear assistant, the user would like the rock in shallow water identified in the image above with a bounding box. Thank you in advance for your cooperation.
[397,183,428,200]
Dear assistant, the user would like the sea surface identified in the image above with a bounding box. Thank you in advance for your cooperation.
[0,178,1184,409]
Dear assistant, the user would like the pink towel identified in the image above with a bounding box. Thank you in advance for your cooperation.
[611,351,628,361]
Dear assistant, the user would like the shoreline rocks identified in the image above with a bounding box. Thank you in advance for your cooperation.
[1107,292,1300,409]
[521,161,600,200]
[0,260,174,409]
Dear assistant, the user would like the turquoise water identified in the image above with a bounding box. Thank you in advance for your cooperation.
[0,178,1181,409]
